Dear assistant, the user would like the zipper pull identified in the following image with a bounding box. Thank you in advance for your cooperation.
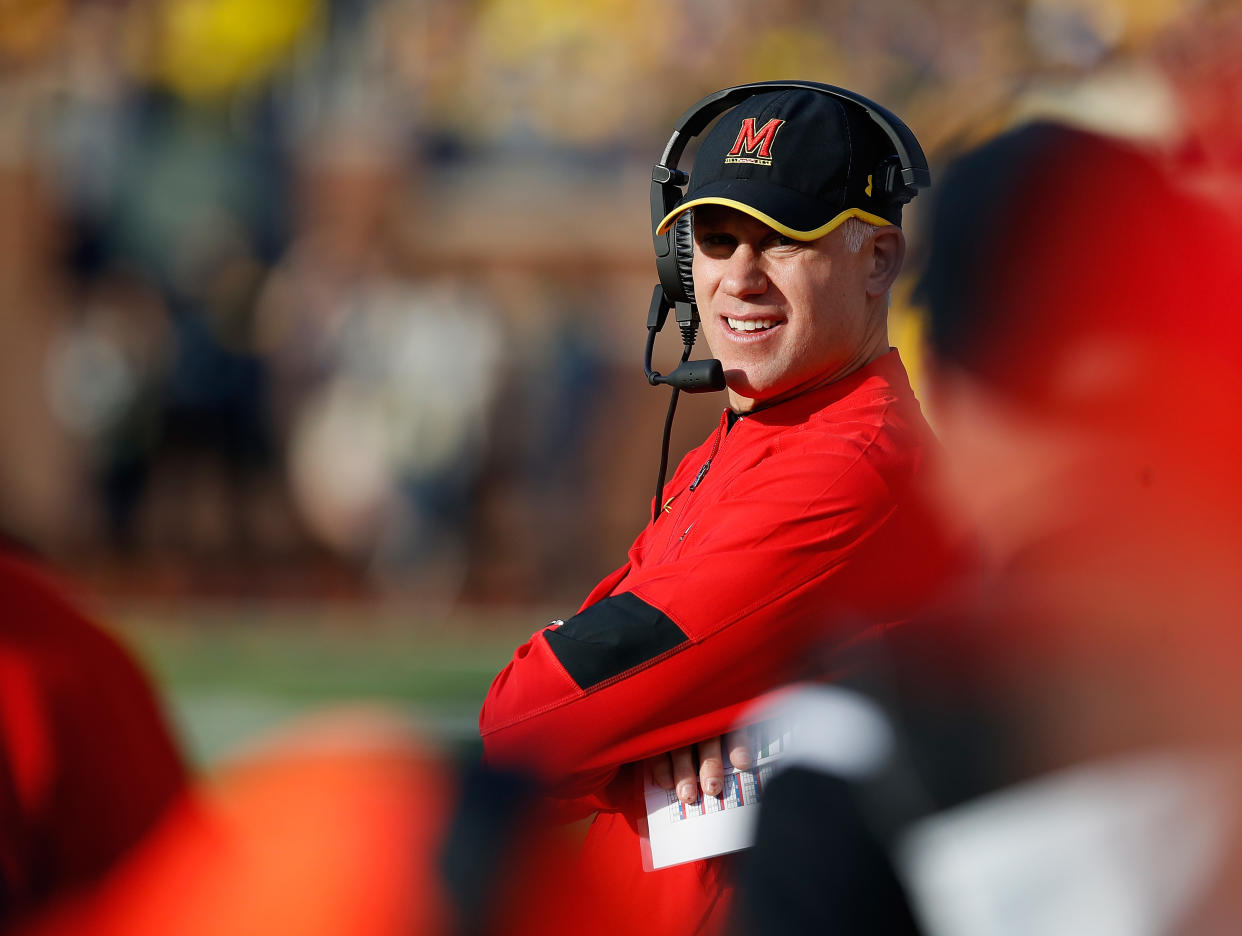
[690,460,711,490]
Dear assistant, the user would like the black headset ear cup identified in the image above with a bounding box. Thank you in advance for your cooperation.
[673,211,696,304]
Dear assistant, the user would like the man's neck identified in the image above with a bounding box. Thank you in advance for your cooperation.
[728,324,892,414]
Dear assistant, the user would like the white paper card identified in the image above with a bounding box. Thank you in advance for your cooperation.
[640,724,790,870]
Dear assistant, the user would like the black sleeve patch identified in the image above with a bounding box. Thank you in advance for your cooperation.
[544,592,689,690]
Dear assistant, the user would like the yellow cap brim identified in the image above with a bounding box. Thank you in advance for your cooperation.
[655,199,892,241]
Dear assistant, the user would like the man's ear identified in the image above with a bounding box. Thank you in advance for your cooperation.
[866,227,906,298]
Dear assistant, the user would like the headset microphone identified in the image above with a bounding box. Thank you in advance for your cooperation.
[656,359,725,392]
[643,287,725,393]
[642,284,724,523]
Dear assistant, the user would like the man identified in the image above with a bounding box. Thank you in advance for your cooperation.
[733,121,1242,935]
[479,87,960,934]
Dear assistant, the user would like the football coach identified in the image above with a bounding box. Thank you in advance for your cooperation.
[480,82,961,934]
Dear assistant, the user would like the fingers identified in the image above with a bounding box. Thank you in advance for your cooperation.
[649,752,675,791]
[652,729,758,806]
[697,736,724,798]
[725,728,753,771]
[672,745,698,804]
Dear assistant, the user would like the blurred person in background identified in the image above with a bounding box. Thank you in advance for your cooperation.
[730,120,1242,935]
[258,119,504,600]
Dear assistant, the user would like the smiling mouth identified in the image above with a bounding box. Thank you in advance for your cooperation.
[726,317,779,334]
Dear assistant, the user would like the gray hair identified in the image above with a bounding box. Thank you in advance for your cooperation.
[840,217,878,254]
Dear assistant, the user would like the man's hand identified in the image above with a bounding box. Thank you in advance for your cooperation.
[646,730,753,804]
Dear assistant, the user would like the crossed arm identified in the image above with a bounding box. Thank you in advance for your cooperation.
[479,448,916,799]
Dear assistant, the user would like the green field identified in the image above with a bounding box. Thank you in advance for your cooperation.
[113,604,549,766]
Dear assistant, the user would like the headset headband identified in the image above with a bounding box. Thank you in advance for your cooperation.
[651,81,931,272]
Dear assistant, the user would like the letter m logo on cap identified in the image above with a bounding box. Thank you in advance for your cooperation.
[726,117,786,166]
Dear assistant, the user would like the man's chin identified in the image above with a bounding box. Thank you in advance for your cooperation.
[723,370,757,394]
[724,371,777,411]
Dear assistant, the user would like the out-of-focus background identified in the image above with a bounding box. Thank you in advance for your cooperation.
[0,0,1235,764]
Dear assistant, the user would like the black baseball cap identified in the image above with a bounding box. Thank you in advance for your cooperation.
[656,88,905,240]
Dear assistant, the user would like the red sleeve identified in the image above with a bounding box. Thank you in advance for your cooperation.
[479,444,950,796]
[0,552,188,920]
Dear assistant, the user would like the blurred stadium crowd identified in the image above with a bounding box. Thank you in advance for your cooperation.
[3,0,1236,606]
[4,0,1242,934]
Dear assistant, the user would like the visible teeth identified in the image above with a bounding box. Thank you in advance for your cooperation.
[727,318,776,333]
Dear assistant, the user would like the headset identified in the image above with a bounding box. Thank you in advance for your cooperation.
[642,80,931,521]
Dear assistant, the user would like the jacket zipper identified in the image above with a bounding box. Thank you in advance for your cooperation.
[690,410,732,491]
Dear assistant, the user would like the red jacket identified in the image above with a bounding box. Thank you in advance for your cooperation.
[479,351,959,933]
[0,551,187,925]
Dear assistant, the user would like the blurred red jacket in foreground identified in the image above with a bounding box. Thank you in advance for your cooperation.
[12,710,662,936]
[0,550,186,925]
[14,716,455,936]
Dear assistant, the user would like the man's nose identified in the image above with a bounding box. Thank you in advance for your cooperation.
[721,247,767,298]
